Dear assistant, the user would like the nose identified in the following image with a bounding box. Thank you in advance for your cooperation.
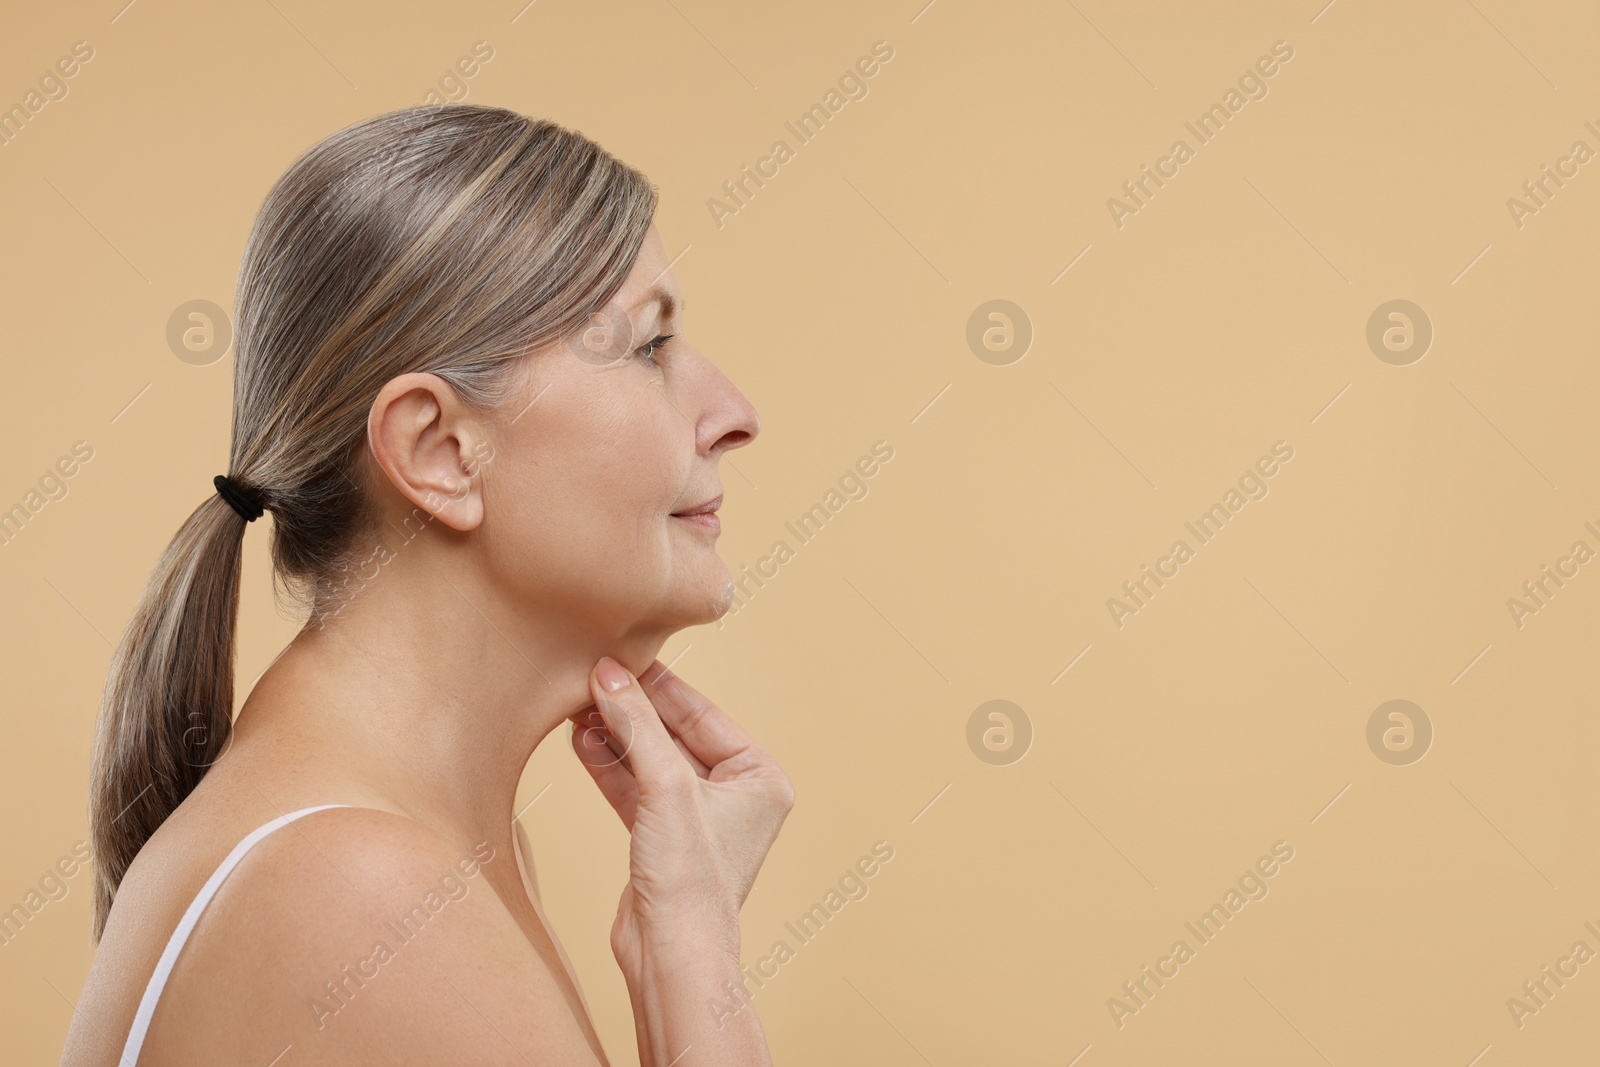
[694,355,760,457]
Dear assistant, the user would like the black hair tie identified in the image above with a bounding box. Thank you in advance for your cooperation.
[213,475,264,522]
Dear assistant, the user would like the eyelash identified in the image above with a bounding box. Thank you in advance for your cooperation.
[636,333,673,366]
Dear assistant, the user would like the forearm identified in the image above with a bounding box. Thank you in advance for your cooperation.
[626,924,774,1067]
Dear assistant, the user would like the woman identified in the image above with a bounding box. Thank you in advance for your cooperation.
[61,104,793,1066]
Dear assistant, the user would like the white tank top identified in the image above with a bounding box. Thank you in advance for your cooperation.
[119,804,354,1065]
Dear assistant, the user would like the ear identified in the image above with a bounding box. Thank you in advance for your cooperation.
[366,372,487,533]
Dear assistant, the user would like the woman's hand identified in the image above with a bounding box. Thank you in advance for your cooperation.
[568,656,795,983]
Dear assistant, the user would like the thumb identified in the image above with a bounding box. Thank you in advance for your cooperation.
[589,657,682,790]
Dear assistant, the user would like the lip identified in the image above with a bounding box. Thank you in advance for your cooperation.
[672,493,722,517]
[672,492,722,533]
[672,511,720,533]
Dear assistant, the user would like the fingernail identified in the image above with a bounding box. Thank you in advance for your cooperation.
[597,657,631,693]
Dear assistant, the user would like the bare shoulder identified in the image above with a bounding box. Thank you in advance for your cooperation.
[138,805,603,1066]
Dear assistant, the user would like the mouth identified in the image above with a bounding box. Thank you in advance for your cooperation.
[672,493,722,533]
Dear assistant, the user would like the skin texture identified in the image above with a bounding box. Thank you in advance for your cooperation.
[62,226,794,1066]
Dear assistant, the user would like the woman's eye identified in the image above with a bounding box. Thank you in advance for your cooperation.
[636,333,672,366]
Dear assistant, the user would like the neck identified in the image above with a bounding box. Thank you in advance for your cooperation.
[227,548,666,849]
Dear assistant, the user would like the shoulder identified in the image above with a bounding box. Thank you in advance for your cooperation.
[239,805,509,949]
[146,806,598,1064]
[234,805,492,897]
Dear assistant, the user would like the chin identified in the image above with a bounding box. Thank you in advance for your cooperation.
[708,573,737,618]
[671,572,737,626]
[685,575,737,624]
[629,574,735,643]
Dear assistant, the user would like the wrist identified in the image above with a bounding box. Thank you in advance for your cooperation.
[638,891,741,948]
[626,928,771,1067]
[624,910,741,973]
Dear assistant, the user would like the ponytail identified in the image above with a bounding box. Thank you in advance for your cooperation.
[88,491,253,942]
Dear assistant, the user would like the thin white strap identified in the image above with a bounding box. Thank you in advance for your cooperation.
[119,804,353,1066]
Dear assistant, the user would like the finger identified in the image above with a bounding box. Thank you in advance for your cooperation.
[571,704,633,775]
[568,708,639,829]
[579,675,708,776]
[593,704,710,777]
[659,714,711,778]
[671,732,712,778]
[637,660,759,769]
[588,657,690,792]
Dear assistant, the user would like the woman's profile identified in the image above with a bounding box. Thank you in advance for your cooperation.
[61,103,793,1066]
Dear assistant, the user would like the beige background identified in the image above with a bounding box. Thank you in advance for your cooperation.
[2,0,1598,1063]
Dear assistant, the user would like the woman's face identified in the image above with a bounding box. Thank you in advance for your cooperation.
[482,225,760,645]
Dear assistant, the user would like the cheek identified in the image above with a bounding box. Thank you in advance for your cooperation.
[583,400,687,527]
[496,394,684,567]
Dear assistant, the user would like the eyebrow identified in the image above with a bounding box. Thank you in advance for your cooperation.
[637,285,684,325]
